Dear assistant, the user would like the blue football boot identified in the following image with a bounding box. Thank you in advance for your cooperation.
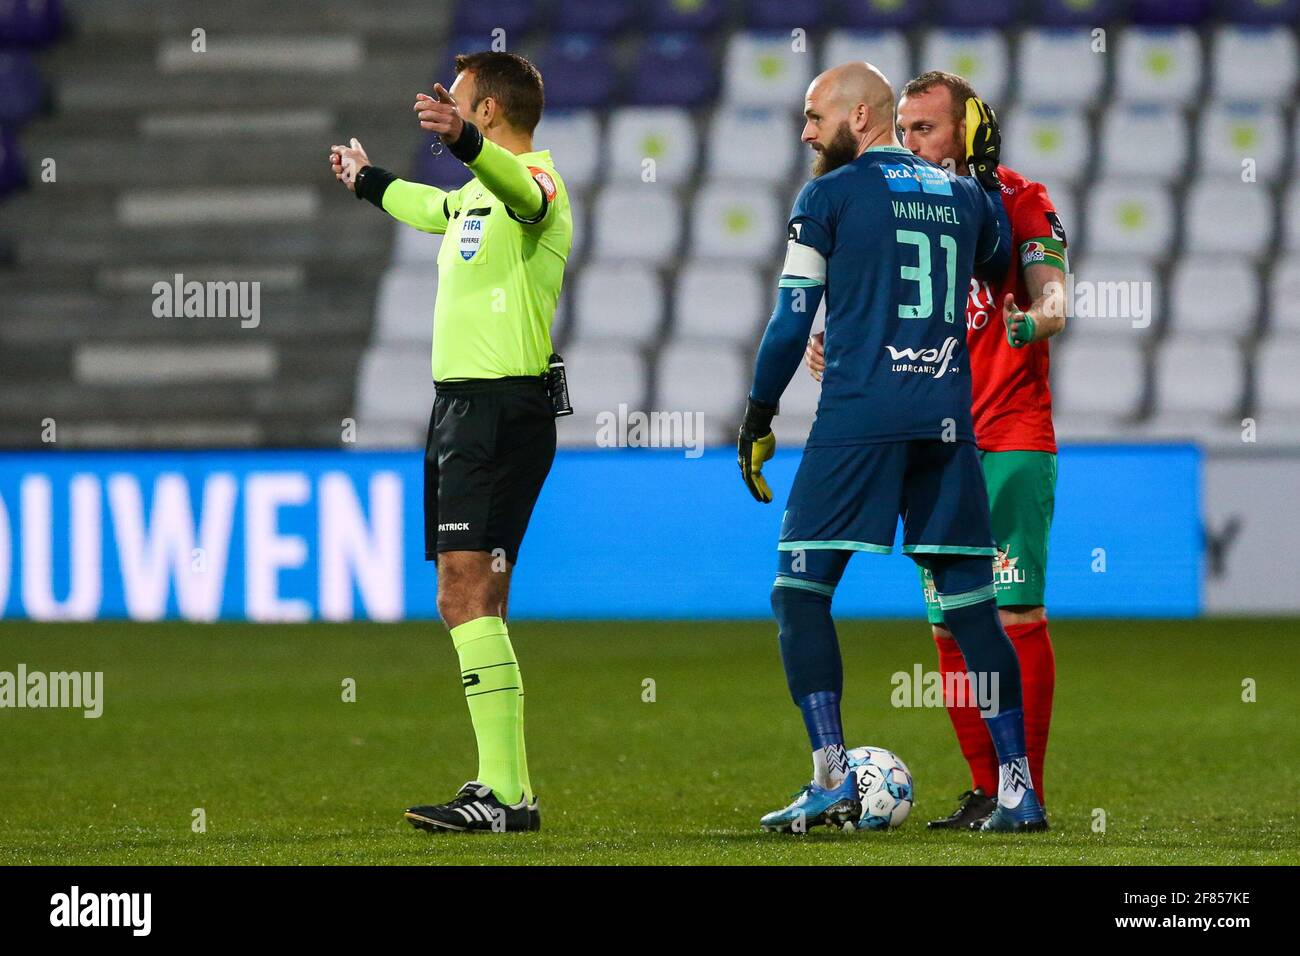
[980,788,1049,832]
[760,772,859,833]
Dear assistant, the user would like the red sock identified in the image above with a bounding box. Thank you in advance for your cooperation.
[934,632,999,795]
[1006,620,1056,806]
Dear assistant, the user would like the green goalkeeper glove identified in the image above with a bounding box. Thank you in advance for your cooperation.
[964,96,1001,191]
[737,398,777,504]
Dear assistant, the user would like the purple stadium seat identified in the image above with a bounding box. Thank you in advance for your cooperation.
[1219,0,1300,23]
[452,0,536,37]
[533,35,618,111]
[411,135,473,191]
[649,0,727,32]
[555,0,638,35]
[0,52,43,126]
[0,0,63,47]
[1129,0,1212,24]
[1033,0,1123,25]
[937,0,1019,28]
[840,0,927,30]
[745,0,828,30]
[627,33,718,106]
[0,126,27,199]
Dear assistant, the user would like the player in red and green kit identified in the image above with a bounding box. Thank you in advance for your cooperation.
[806,71,1066,829]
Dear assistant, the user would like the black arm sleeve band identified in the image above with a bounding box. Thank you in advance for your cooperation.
[355,165,397,208]
[446,121,484,164]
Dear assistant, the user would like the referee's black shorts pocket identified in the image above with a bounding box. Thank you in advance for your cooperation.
[424,382,555,566]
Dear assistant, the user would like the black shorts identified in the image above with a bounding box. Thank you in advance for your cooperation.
[424,376,557,566]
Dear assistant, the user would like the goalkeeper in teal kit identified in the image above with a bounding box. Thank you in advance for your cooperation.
[737,62,1048,833]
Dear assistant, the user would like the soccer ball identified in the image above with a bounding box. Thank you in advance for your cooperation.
[847,745,914,830]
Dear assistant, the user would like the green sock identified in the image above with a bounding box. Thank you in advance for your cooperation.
[450,616,524,805]
[516,671,533,804]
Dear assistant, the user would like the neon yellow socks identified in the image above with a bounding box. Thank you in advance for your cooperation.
[450,616,530,805]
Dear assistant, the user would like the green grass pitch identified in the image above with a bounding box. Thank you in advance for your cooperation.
[0,619,1295,865]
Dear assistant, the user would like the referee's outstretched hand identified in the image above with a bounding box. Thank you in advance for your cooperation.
[414,84,465,145]
[329,138,371,192]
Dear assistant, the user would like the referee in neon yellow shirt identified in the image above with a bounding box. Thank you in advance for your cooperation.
[330,52,572,833]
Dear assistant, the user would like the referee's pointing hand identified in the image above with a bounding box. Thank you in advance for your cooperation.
[415,84,465,144]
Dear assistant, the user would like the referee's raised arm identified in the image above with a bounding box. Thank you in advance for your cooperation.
[330,51,572,834]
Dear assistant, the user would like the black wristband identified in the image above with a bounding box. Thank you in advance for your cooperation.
[445,121,484,164]
[355,165,396,208]
[741,397,778,439]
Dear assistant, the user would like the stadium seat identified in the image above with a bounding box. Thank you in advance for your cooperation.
[412,136,475,192]
[0,51,43,125]
[648,0,727,32]
[1033,0,1122,26]
[627,34,719,107]
[1115,27,1203,105]
[571,264,664,345]
[554,0,638,35]
[1167,255,1260,338]
[1210,26,1297,103]
[374,265,438,345]
[673,262,765,344]
[452,0,536,36]
[1004,107,1089,186]
[919,30,1010,105]
[0,125,26,199]
[1182,177,1272,257]
[705,108,799,186]
[1284,182,1300,251]
[821,30,910,90]
[1065,256,1160,337]
[589,185,682,264]
[1197,103,1284,181]
[1016,29,1105,106]
[1218,0,1300,24]
[1099,106,1188,183]
[936,0,1018,28]
[1256,336,1300,415]
[0,0,63,46]
[1267,262,1300,337]
[534,111,602,190]
[607,107,698,186]
[690,183,781,262]
[1152,337,1244,418]
[1130,0,1213,24]
[1084,181,1175,257]
[656,342,746,433]
[744,0,829,31]
[534,35,618,111]
[354,345,437,440]
[722,32,816,108]
[1052,340,1146,420]
[556,343,650,448]
[840,0,926,29]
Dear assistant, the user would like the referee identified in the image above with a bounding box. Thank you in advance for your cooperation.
[330,51,572,833]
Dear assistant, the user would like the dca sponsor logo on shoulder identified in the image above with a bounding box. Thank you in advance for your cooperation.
[884,336,960,378]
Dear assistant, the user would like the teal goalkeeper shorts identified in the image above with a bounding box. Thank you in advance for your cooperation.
[919,449,1057,623]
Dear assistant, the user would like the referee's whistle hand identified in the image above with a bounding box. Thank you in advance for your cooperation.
[414,84,464,144]
[329,138,370,192]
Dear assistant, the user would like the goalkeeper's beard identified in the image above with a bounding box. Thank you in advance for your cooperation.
[812,122,858,177]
